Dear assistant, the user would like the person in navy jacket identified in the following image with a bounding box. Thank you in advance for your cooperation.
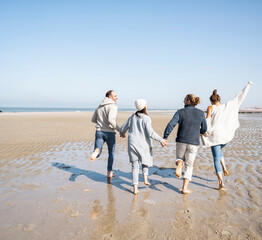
[163,94,207,194]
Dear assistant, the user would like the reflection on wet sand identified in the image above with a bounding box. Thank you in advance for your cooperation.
[90,184,116,239]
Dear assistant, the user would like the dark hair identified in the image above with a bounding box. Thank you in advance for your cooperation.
[209,89,221,103]
[186,94,200,106]
[105,90,114,98]
[135,107,148,117]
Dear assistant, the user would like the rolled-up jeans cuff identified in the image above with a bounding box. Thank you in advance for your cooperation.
[176,159,184,166]
[183,176,192,181]
[142,164,148,176]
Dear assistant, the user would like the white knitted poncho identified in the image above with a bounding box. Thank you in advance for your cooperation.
[200,82,252,147]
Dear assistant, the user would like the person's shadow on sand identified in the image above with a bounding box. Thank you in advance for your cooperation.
[150,166,217,191]
[52,162,183,194]
[52,162,133,194]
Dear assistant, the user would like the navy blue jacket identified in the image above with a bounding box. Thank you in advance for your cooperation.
[163,105,207,145]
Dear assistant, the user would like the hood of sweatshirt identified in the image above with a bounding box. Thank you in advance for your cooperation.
[100,97,116,106]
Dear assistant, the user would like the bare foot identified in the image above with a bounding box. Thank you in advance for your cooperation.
[218,183,225,190]
[144,180,151,186]
[133,185,139,195]
[90,148,99,162]
[175,161,183,179]
[220,158,228,176]
[107,177,112,184]
[107,171,114,183]
[144,175,151,186]
[182,189,191,194]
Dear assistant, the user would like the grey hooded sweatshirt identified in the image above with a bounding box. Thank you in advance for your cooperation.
[91,97,120,133]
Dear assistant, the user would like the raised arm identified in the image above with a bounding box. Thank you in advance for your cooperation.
[233,82,253,108]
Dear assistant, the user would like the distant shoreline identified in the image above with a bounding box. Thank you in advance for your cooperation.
[238,108,262,113]
[0,108,262,114]
[149,108,262,113]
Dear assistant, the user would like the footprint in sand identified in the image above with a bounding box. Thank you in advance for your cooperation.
[245,164,253,173]
[23,224,36,232]
[256,165,262,174]
[247,188,260,206]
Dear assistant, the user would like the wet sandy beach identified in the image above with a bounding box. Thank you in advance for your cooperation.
[0,112,261,239]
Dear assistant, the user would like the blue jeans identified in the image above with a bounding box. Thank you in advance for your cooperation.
[94,130,116,172]
[211,144,226,174]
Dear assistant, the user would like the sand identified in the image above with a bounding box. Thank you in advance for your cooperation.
[0,111,261,240]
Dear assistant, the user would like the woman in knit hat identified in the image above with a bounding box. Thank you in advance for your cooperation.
[120,99,168,195]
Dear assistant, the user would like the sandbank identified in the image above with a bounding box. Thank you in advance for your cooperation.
[0,112,261,239]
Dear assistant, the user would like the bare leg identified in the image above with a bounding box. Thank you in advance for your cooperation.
[182,178,191,194]
[217,173,224,189]
[107,171,114,177]
[220,158,228,176]
[142,165,150,186]
[175,160,183,179]
[90,148,99,162]
[133,184,139,195]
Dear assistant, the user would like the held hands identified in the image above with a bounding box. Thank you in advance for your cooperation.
[120,133,126,138]
[161,139,168,147]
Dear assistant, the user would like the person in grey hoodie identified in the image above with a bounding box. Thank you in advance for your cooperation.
[120,99,168,195]
[90,90,121,180]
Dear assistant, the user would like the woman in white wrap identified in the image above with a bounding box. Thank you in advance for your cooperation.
[201,82,253,189]
[120,99,168,195]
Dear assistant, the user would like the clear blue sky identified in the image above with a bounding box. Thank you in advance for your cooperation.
[0,0,261,109]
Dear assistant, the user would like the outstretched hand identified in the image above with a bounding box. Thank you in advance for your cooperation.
[161,139,168,147]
